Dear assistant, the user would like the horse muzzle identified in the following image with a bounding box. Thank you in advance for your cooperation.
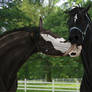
[64,44,82,57]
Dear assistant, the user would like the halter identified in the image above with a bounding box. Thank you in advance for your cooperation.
[70,14,91,40]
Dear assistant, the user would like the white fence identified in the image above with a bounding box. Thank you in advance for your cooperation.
[17,79,80,92]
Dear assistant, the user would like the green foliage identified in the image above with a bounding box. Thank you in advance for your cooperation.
[1,0,90,80]
[44,7,69,39]
[0,2,32,32]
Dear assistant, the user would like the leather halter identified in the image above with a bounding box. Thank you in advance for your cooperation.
[70,14,91,40]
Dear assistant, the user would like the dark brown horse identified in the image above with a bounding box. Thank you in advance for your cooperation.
[67,5,92,92]
[0,17,73,92]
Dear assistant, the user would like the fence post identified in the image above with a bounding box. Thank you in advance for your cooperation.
[52,79,54,92]
[24,78,27,92]
[76,79,79,92]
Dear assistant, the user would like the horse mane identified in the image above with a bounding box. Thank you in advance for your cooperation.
[0,26,40,39]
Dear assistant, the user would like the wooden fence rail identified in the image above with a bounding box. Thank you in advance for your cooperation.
[17,79,80,92]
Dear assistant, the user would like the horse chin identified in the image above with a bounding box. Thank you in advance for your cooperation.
[64,44,82,57]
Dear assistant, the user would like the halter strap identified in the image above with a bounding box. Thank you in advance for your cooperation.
[70,27,82,33]
[86,14,91,23]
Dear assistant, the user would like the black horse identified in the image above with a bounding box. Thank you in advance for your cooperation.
[0,17,72,92]
[67,5,92,92]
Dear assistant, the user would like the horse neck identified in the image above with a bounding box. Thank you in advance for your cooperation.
[83,22,92,50]
[81,22,92,69]
[0,30,38,76]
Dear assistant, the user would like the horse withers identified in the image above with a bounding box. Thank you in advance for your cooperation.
[67,5,92,92]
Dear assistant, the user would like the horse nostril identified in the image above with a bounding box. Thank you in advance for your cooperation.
[71,52,76,56]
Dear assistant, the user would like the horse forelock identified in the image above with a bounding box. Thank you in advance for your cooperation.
[69,7,84,16]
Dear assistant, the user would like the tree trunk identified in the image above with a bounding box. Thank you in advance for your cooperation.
[45,60,52,82]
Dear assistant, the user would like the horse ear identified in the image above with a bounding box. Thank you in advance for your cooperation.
[85,5,91,12]
[81,5,91,13]
[40,17,43,31]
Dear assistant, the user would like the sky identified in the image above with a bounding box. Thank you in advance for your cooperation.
[45,0,87,6]
[56,0,89,6]
[0,0,91,7]
[56,0,68,6]
[43,0,67,7]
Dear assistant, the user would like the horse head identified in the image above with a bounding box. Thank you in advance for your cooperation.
[67,5,91,57]
[38,17,80,57]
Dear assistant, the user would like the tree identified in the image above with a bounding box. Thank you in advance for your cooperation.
[1,0,86,80]
[0,0,31,32]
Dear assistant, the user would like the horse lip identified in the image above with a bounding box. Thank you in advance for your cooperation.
[63,44,82,56]
[63,44,76,56]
